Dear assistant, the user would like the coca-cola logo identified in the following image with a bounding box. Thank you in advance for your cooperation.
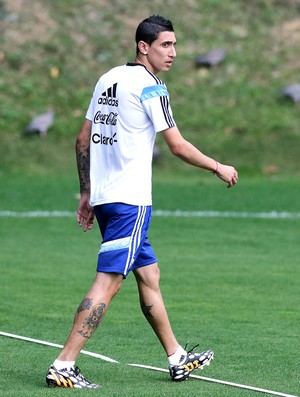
[94,111,118,125]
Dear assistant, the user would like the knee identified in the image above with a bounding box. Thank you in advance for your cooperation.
[113,278,122,296]
[135,264,161,289]
[151,265,160,286]
[93,272,123,300]
[108,276,122,298]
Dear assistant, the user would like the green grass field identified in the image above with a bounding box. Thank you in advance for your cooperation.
[0,174,299,397]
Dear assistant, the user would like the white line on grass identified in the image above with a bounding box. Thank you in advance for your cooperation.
[0,210,75,218]
[0,331,118,363]
[128,363,299,397]
[1,210,300,219]
[0,331,298,397]
[154,210,300,219]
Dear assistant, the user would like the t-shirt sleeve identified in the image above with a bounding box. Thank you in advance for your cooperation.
[140,84,176,132]
[85,97,94,121]
[85,81,100,121]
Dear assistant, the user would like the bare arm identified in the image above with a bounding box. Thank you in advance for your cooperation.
[75,119,94,231]
[76,119,92,194]
[162,126,238,188]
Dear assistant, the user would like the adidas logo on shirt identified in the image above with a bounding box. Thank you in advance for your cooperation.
[98,83,119,107]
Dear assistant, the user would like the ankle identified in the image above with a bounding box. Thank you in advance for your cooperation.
[53,359,75,371]
[168,346,187,366]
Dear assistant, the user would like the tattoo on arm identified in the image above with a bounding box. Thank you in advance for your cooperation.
[77,303,106,339]
[141,302,154,318]
[76,143,90,194]
[77,298,93,314]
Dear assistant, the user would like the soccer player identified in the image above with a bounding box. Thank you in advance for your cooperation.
[46,15,238,389]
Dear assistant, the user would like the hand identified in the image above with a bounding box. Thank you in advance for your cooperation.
[216,163,238,188]
[77,194,95,232]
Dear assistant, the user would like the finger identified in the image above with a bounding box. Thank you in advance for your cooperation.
[227,178,236,188]
[77,211,85,226]
[77,209,89,227]
[83,211,94,232]
[86,219,94,231]
[82,215,90,232]
[228,177,238,188]
[77,212,83,226]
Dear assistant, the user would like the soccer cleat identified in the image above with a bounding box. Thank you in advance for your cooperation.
[169,345,214,382]
[46,365,101,389]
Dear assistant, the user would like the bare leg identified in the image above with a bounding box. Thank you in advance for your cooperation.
[133,263,180,356]
[57,272,123,361]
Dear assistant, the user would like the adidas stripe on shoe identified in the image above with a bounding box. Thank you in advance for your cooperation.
[46,365,101,389]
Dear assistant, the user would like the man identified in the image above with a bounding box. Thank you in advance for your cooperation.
[46,15,238,389]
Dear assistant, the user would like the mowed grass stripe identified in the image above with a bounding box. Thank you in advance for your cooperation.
[1,210,300,219]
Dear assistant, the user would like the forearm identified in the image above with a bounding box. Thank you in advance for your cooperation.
[76,141,90,194]
[173,140,218,172]
[163,127,217,172]
[162,127,238,187]
[75,119,92,195]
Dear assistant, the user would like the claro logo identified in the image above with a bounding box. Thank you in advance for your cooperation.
[92,132,117,146]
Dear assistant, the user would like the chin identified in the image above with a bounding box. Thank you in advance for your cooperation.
[161,66,171,72]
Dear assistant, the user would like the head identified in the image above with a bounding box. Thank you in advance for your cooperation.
[135,15,174,55]
[135,15,177,74]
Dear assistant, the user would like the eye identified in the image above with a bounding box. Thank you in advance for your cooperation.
[162,41,176,48]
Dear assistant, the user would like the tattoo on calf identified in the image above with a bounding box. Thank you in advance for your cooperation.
[141,302,154,318]
[77,298,93,313]
[77,303,106,339]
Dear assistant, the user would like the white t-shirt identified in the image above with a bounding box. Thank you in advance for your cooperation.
[86,63,176,206]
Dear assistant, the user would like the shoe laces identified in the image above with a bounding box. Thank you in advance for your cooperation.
[75,367,95,384]
[184,341,200,354]
[74,367,86,380]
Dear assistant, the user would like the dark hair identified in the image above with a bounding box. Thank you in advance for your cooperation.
[135,15,174,55]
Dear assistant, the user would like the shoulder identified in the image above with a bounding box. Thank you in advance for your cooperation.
[100,65,127,80]
[126,63,166,86]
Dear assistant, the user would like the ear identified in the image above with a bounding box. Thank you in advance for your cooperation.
[137,41,149,55]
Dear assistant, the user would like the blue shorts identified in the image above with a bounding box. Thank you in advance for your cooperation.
[94,203,157,278]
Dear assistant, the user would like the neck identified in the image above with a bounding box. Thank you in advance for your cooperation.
[134,54,156,74]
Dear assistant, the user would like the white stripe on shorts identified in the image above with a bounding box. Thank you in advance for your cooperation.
[99,236,131,253]
[124,206,147,275]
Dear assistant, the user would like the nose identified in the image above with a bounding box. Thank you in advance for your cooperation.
[170,45,176,58]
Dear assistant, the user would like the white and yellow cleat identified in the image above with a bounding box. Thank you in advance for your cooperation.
[169,347,214,382]
[46,365,101,388]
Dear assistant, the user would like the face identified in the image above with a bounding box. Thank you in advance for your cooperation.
[141,31,177,74]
